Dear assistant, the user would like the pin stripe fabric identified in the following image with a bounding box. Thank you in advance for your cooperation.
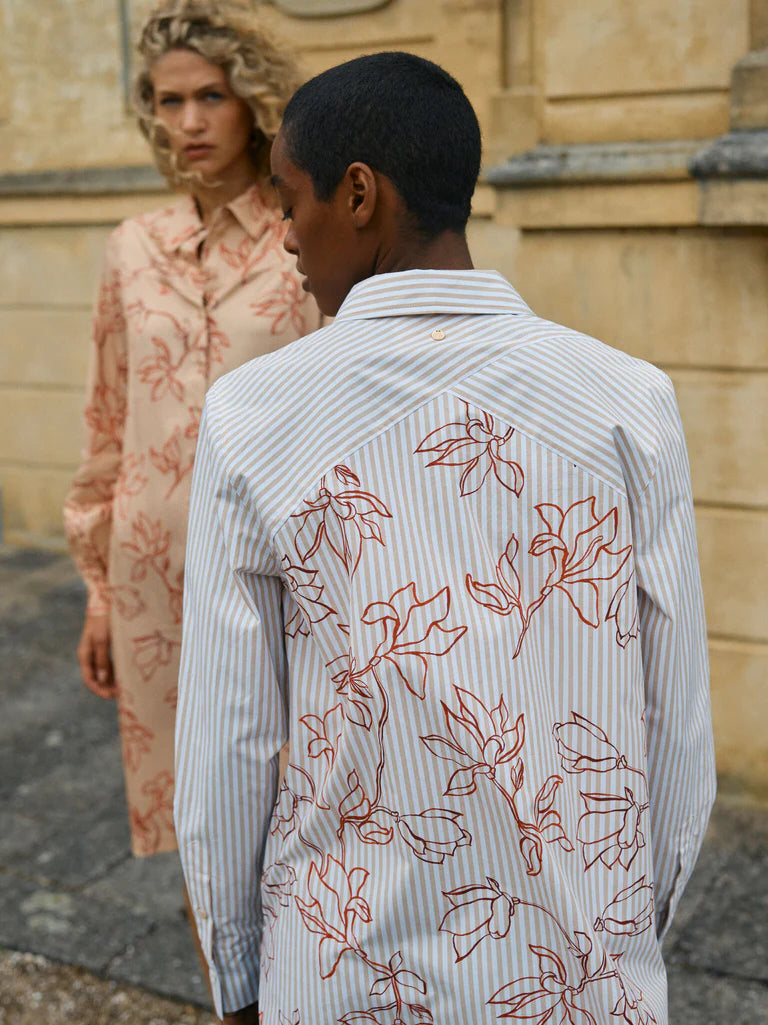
[175,270,715,1023]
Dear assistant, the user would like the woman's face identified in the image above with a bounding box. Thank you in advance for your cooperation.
[150,48,255,185]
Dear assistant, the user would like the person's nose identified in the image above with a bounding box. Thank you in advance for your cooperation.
[283,223,299,257]
[181,100,205,135]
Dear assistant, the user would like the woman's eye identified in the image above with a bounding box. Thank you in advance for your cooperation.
[204,91,224,102]
[158,96,181,107]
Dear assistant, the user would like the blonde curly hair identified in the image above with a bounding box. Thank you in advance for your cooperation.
[134,0,301,184]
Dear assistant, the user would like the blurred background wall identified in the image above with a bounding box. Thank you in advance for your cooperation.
[1,0,766,793]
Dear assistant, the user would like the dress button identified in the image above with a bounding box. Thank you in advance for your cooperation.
[431,328,446,341]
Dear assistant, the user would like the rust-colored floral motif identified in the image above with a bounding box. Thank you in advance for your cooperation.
[594,877,654,937]
[132,629,181,683]
[121,513,183,623]
[578,787,647,871]
[251,269,308,336]
[118,702,154,773]
[607,575,640,648]
[554,713,650,874]
[439,881,658,1024]
[467,497,632,657]
[282,558,336,638]
[415,400,524,497]
[422,687,572,875]
[292,465,392,579]
[130,770,174,856]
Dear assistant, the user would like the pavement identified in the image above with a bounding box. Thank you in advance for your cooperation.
[0,546,766,1024]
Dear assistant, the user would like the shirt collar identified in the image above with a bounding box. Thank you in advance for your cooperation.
[159,184,276,255]
[335,270,532,320]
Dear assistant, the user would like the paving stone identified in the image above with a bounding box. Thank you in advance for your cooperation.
[667,963,768,1025]
[0,876,151,974]
[84,850,187,921]
[108,916,211,1008]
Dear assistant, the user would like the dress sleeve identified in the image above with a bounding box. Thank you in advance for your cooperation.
[174,392,288,1018]
[63,229,128,616]
[631,374,716,939]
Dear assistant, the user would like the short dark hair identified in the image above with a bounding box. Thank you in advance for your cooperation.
[281,51,481,237]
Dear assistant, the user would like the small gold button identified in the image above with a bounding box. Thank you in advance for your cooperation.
[431,328,445,341]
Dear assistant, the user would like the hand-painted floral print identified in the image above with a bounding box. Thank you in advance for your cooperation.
[64,185,320,854]
[282,558,336,638]
[422,687,572,875]
[292,465,392,578]
[467,497,632,656]
[440,879,658,1024]
[553,713,650,872]
[415,399,524,496]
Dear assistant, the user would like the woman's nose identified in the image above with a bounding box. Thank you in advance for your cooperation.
[283,224,299,256]
[181,101,204,133]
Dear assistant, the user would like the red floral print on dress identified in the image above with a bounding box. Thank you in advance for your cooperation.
[467,497,632,657]
[111,454,149,521]
[577,787,647,871]
[104,584,145,621]
[326,652,375,729]
[121,513,183,623]
[292,465,392,579]
[282,557,336,638]
[607,575,640,648]
[130,770,174,856]
[610,955,658,1025]
[594,877,655,937]
[301,703,345,779]
[132,629,181,683]
[261,860,298,977]
[250,269,307,336]
[84,383,127,453]
[118,702,154,773]
[439,877,517,961]
[415,400,524,497]
[149,426,194,499]
[422,687,572,875]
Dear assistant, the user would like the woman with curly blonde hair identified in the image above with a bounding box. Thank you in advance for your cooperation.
[64,1,318,985]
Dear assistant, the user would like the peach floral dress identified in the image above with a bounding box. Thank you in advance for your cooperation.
[64,184,319,855]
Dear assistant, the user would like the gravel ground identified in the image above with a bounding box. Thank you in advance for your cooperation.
[0,950,216,1025]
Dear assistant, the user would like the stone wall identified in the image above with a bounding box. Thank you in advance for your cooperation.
[1,0,766,792]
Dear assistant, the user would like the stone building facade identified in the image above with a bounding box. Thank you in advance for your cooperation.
[1,0,766,791]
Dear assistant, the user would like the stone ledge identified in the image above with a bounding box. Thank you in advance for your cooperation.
[486,140,702,187]
[0,166,168,197]
[689,130,768,179]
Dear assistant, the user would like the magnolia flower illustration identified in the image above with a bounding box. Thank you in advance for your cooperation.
[121,513,171,583]
[84,382,127,453]
[300,703,345,776]
[610,954,658,1025]
[250,269,307,336]
[326,652,374,729]
[553,713,628,774]
[415,400,525,497]
[578,787,646,871]
[362,583,467,699]
[607,576,640,648]
[395,808,472,864]
[595,877,654,937]
[488,944,595,1024]
[421,686,525,797]
[113,453,149,520]
[271,770,315,842]
[294,856,372,978]
[440,877,517,961]
[529,497,632,628]
[137,336,185,402]
[292,465,392,578]
[282,558,335,637]
[262,861,298,910]
[132,630,180,682]
[118,704,153,773]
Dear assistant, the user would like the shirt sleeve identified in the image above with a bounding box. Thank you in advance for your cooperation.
[63,229,128,616]
[174,394,288,1018]
[631,373,716,939]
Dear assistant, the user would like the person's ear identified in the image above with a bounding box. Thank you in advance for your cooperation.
[345,162,377,228]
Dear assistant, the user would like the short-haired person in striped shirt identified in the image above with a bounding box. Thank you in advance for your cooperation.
[176,52,715,1025]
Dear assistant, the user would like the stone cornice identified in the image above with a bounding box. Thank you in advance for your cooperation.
[689,130,768,179]
[0,165,168,196]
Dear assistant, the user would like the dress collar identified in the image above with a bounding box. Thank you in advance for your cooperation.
[158,183,276,254]
[335,270,532,320]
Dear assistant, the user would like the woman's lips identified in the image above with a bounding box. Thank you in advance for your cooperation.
[184,145,214,160]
